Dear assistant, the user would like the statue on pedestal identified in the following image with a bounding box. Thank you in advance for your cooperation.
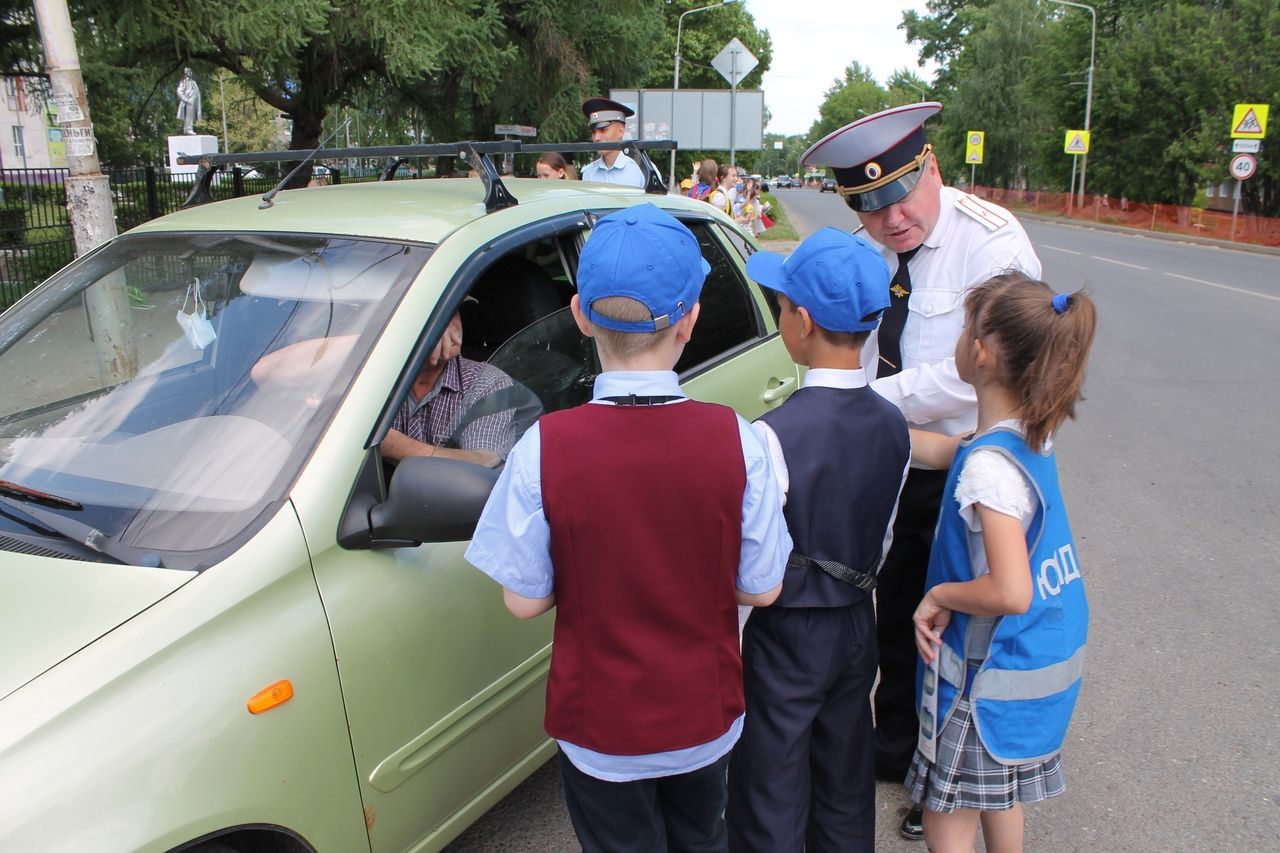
[176,67,201,135]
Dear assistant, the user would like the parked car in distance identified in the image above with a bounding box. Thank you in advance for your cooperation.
[0,158,800,853]
[820,177,838,193]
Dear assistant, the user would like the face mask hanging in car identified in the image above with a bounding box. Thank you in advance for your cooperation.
[176,276,217,350]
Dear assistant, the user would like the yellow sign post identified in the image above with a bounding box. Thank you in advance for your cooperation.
[1063,130,1091,154]
[1230,103,1269,139]
[965,131,984,164]
[965,130,984,189]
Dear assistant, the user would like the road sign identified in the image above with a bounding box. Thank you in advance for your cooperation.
[1064,130,1090,155]
[966,130,984,164]
[1230,103,1269,139]
[494,124,537,137]
[1229,153,1257,180]
[711,38,759,87]
[1233,139,1261,153]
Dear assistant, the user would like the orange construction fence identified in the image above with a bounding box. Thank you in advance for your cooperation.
[971,186,1280,249]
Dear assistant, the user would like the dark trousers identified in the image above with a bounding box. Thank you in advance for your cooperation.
[872,467,947,780]
[559,750,730,853]
[726,600,878,853]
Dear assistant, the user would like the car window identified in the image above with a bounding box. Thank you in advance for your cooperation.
[674,220,765,375]
[0,233,429,567]
[387,212,767,470]
[386,233,588,466]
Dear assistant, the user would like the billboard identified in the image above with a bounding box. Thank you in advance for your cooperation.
[610,89,765,151]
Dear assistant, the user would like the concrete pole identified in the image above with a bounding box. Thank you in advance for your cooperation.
[34,0,135,382]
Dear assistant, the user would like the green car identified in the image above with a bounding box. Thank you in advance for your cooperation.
[0,161,799,852]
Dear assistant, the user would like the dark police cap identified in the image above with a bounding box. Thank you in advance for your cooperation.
[801,102,943,212]
[582,97,635,129]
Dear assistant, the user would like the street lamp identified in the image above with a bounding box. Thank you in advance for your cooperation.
[903,82,927,102]
[671,0,735,190]
[1050,0,1096,209]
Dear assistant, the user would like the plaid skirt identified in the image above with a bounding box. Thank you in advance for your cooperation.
[904,698,1066,812]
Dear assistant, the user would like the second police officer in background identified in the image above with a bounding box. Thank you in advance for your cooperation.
[579,97,647,188]
[802,102,1042,841]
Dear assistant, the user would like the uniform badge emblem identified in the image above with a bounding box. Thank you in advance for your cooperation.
[865,162,882,180]
[891,283,909,298]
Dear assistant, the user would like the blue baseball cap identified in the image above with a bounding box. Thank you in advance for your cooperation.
[746,228,891,333]
[578,203,711,333]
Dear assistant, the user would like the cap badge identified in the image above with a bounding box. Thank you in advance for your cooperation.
[864,162,882,180]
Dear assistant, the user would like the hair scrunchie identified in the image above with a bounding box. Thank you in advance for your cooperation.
[1052,293,1071,314]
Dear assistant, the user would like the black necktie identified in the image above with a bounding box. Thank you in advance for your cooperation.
[876,247,920,379]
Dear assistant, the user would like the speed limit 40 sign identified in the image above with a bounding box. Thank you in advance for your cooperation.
[1229,153,1257,180]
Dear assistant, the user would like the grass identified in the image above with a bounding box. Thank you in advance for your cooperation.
[757,192,799,242]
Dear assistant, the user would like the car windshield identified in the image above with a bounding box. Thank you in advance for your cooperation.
[0,232,430,568]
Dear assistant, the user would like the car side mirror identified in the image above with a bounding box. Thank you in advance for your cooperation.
[368,456,500,547]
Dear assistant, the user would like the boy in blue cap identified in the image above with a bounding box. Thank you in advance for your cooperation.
[726,228,911,852]
[466,202,791,853]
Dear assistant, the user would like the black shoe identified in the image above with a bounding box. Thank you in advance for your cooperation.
[899,806,924,841]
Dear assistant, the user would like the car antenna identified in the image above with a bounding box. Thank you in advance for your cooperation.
[259,118,351,210]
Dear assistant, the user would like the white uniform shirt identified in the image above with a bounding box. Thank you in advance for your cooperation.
[580,153,646,187]
[862,186,1041,435]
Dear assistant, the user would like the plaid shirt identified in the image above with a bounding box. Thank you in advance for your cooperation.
[392,356,516,458]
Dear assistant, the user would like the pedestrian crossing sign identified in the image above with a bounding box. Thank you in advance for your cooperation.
[1064,130,1090,155]
[1230,103,1269,139]
[965,130,984,164]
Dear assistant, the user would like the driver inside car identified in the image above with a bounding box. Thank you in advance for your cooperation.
[251,301,526,468]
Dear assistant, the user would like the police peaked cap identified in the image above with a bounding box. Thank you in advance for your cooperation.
[582,97,634,129]
[802,102,943,212]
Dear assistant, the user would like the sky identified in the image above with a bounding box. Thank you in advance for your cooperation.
[742,0,939,136]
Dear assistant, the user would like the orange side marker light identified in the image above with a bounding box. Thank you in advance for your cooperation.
[247,679,294,714]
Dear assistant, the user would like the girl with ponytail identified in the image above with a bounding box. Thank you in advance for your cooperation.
[904,272,1097,853]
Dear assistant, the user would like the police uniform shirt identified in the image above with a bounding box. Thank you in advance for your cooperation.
[863,186,1042,435]
[580,153,646,188]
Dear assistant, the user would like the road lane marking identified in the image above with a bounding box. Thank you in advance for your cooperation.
[1164,272,1280,303]
[1042,244,1082,255]
[1091,255,1149,270]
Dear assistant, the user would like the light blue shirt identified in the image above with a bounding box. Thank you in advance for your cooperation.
[466,370,792,781]
[580,153,646,188]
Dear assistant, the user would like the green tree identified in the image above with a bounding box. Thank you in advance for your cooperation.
[935,0,1050,188]
[59,1,662,177]
[807,63,888,148]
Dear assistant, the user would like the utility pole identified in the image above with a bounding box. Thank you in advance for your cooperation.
[34,0,135,382]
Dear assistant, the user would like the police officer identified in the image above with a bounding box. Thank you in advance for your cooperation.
[579,97,646,188]
[802,102,1042,840]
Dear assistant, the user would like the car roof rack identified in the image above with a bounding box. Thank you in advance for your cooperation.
[176,139,677,213]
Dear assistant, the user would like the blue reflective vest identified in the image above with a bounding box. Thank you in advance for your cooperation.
[918,428,1088,765]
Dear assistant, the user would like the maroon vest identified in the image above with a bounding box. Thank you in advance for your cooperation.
[540,400,747,754]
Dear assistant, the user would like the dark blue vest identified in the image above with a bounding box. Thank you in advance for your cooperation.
[757,384,909,607]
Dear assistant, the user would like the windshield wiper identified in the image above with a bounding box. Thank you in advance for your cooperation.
[0,478,83,510]
[0,493,164,568]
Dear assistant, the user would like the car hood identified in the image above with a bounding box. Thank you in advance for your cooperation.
[0,556,195,701]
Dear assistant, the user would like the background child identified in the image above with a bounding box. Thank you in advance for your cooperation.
[726,228,909,852]
[906,272,1097,853]
[466,203,790,853]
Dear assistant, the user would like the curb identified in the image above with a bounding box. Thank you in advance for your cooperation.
[1016,211,1280,258]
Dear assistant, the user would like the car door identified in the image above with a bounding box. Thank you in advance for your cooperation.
[304,217,589,853]
[674,217,800,417]
[305,209,795,853]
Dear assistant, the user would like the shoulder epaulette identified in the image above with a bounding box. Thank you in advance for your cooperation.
[954,193,1009,232]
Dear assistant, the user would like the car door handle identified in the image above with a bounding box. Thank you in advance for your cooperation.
[760,377,797,403]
